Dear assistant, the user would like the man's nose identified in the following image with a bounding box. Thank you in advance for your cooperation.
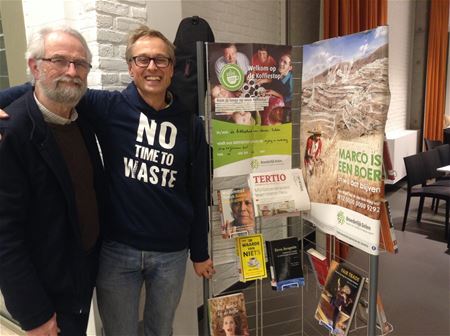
[147,59,158,70]
[65,62,78,76]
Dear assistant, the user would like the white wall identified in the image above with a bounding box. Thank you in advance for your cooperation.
[180,0,283,44]
[148,0,183,41]
[385,0,414,133]
[148,0,284,44]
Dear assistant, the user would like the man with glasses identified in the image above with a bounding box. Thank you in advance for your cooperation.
[88,26,214,336]
[0,26,106,335]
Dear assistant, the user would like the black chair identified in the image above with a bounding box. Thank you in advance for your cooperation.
[424,138,443,151]
[436,143,450,168]
[403,151,450,239]
[443,128,450,145]
[422,148,450,183]
[424,148,450,212]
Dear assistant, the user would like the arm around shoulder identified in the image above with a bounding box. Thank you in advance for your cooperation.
[0,82,33,109]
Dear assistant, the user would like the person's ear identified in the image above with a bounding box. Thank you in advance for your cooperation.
[169,63,174,79]
[128,62,134,78]
[28,58,40,80]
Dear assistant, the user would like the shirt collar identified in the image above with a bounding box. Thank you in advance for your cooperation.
[33,92,78,125]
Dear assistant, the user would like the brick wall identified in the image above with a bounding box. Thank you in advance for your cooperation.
[84,0,149,90]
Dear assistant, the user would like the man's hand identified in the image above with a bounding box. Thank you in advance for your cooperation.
[26,313,59,336]
[0,109,9,119]
[193,258,215,279]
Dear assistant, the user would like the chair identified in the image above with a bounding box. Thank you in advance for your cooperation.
[403,151,450,239]
[424,148,450,213]
[436,143,450,167]
[422,148,450,183]
[424,138,443,151]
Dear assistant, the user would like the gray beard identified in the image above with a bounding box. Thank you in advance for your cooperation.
[38,76,87,106]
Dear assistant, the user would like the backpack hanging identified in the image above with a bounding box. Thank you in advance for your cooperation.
[170,16,215,116]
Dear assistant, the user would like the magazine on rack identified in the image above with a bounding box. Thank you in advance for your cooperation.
[306,247,329,287]
[314,260,365,336]
[247,168,310,218]
[235,234,267,282]
[208,292,249,336]
[217,187,256,239]
[266,237,304,291]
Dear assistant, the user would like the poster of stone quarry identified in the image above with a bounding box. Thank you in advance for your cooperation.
[300,26,390,255]
[207,43,293,178]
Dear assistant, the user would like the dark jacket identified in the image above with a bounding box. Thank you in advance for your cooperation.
[0,90,106,331]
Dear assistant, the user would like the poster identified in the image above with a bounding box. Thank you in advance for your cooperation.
[300,26,390,254]
[207,43,293,178]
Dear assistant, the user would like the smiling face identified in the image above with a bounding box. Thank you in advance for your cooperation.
[128,36,173,109]
[257,49,268,63]
[278,54,292,76]
[222,315,236,336]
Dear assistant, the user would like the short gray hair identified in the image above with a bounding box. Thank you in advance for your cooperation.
[25,25,92,63]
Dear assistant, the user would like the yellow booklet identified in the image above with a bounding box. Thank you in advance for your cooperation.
[235,234,267,282]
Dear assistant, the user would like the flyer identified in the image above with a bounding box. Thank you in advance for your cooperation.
[207,43,293,177]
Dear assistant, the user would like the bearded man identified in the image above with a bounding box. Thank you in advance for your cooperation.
[0,26,106,336]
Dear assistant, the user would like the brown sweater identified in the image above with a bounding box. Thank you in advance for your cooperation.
[50,122,99,252]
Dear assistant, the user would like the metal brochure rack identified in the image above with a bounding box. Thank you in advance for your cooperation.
[197,42,379,336]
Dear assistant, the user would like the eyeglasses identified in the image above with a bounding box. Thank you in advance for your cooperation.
[130,55,172,68]
[39,57,92,72]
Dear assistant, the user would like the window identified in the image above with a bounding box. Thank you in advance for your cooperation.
[0,12,10,89]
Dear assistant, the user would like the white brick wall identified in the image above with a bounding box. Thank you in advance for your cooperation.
[90,0,149,90]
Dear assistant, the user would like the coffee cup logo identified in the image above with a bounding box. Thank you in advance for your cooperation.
[219,64,245,91]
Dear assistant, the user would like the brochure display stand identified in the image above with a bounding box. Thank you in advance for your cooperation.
[198,26,391,336]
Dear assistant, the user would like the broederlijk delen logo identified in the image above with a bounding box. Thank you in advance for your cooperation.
[250,159,260,170]
[337,210,345,225]
[218,64,245,91]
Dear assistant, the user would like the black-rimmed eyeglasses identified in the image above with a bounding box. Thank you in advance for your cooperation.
[130,56,172,68]
[39,57,92,72]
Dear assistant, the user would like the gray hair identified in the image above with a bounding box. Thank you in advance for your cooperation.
[25,25,92,63]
